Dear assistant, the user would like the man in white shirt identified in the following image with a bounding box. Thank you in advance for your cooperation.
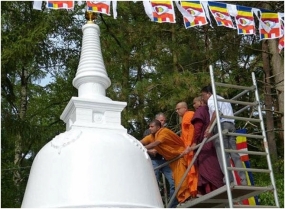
[201,85,247,186]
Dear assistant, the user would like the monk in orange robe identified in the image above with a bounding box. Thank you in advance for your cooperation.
[175,101,198,197]
[142,120,191,203]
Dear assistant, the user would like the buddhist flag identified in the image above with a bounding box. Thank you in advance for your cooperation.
[230,129,259,206]
[208,1,235,29]
[259,9,282,40]
[278,15,284,53]
[46,1,74,9]
[278,36,284,52]
[180,1,207,29]
[235,5,256,35]
[150,0,176,23]
[86,1,111,16]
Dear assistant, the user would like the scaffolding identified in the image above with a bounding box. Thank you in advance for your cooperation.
[162,65,280,208]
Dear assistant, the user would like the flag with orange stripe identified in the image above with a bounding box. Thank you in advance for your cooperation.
[278,35,284,53]
[278,19,284,53]
[230,129,259,205]
[235,5,256,35]
[47,1,74,9]
[208,1,235,29]
[86,1,111,15]
[180,1,207,29]
[150,0,176,23]
[259,9,282,40]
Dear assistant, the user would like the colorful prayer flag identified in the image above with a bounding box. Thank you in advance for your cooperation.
[278,16,284,53]
[231,129,259,206]
[259,9,282,40]
[235,5,255,35]
[278,35,284,53]
[150,0,176,23]
[180,1,207,29]
[47,1,74,9]
[208,1,235,29]
[86,1,111,16]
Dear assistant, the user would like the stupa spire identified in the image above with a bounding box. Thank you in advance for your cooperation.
[60,12,126,131]
[73,12,111,100]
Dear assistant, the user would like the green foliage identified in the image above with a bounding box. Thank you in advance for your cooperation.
[1,1,85,207]
[1,1,284,207]
[252,158,284,207]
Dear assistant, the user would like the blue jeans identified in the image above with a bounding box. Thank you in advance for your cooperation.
[213,122,247,185]
[152,159,178,207]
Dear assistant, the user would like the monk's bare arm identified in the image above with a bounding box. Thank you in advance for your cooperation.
[140,136,158,156]
[145,141,161,150]
[147,149,158,156]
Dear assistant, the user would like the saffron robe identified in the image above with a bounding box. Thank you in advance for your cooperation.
[181,111,198,197]
[191,105,224,193]
[181,111,195,147]
[140,134,164,160]
[143,128,191,203]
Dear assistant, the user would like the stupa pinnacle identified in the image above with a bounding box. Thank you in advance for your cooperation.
[73,13,111,100]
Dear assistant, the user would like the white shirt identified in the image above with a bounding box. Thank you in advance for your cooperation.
[207,94,235,123]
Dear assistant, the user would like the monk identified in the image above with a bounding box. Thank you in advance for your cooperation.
[183,97,224,195]
[175,101,198,198]
[142,119,191,203]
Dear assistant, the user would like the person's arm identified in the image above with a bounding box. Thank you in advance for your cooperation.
[145,140,161,150]
[192,119,203,144]
[140,136,158,156]
[140,138,148,146]
[182,143,194,155]
[140,135,152,146]
[204,111,216,138]
[147,149,158,156]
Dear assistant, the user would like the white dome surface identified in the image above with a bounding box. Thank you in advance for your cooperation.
[21,128,163,208]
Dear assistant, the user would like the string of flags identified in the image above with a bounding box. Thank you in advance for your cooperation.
[33,1,284,52]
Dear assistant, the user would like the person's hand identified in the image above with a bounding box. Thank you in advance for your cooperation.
[182,146,192,156]
[148,149,157,156]
[204,127,212,138]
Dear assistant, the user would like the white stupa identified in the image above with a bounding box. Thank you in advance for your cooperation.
[21,13,163,208]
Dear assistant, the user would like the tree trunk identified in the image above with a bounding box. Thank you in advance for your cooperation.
[268,39,284,148]
[171,25,179,72]
[262,40,278,159]
[13,67,28,187]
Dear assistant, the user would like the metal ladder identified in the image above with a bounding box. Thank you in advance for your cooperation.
[175,65,279,208]
[209,65,279,208]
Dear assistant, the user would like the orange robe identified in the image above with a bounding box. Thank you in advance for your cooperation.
[181,111,195,147]
[140,135,154,145]
[143,128,191,203]
[181,111,198,197]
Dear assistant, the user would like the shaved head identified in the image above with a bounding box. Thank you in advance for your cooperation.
[175,101,188,116]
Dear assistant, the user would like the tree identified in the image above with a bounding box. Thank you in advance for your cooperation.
[1,2,85,207]
[1,1,283,207]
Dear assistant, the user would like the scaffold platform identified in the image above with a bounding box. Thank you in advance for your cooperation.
[177,184,276,208]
